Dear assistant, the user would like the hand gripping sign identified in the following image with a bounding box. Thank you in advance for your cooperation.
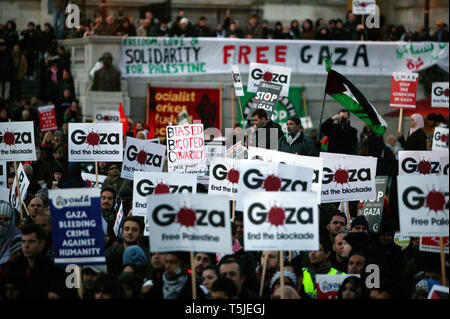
[0,121,36,161]
[121,137,166,180]
[68,123,123,162]
[319,152,377,203]
[243,191,319,251]
[397,175,449,237]
[146,193,232,254]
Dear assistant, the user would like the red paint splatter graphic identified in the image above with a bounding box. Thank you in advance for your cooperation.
[227,168,240,184]
[425,190,446,213]
[417,159,431,175]
[360,2,367,7]
[154,182,170,194]
[441,134,448,143]
[176,207,197,227]
[103,116,110,121]
[334,168,349,185]
[2,131,15,145]
[444,88,449,97]
[263,72,273,82]
[136,150,147,165]
[263,175,282,191]
[86,131,100,147]
[267,206,285,227]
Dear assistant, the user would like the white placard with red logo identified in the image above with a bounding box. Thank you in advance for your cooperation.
[398,150,447,176]
[121,137,166,180]
[146,194,232,253]
[68,123,123,162]
[319,152,377,203]
[247,63,291,97]
[397,175,448,237]
[427,285,449,299]
[243,191,319,251]
[166,124,204,173]
[432,127,449,151]
[248,147,323,203]
[208,158,242,199]
[38,105,58,132]
[231,65,245,96]
[9,163,30,210]
[133,171,197,218]
[432,82,449,108]
[0,161,6,188]
[420,237,449,254]
[81,172,107,188]
[441,156,449,175]
[389,72,418,108]
[0,121,36,161]
[93,110,121,123]
[316,274,360,299]
[352,0,376,15]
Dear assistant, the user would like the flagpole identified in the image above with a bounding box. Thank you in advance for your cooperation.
[231,87,235,128]
[317,88,327,142]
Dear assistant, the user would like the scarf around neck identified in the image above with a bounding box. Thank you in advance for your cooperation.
[286,131,301,146]
[162,273,188,299]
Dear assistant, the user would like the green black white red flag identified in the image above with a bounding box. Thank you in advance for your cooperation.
[324,63,387,136]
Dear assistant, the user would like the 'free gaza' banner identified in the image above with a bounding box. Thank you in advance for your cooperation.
[148,87,221,140]
[120,37,448,77]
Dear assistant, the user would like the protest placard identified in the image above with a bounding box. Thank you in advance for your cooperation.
[316,274,360,299]
[166,124,204,173]
[248,147,322,203]
[226,141,247,160]
[81,172,107,188]
[427,285,449,299]
[247,63,291,97]
[68,123,123,162]
[231,65,245,96]
[360,176,388,233]
[196,137,226,186]
[93,110,121,123]
[38,105,57,132]
[121,137,166,180]
[394,233,411,249]
[49,188,105,265]
[208,158,242,199]
[441,156,449,175]
[243,191,319,251]
[9,163,29,210]
[0,161,6,188]
[319,152,377,203]
[246,81,283,121]
[0,121,36,161]
[133,171,197,217]
[398,150,447,175]
[146,194,232,253]
[397,175,448,237]
[420,237,449,254]
[352,0,376,15]
[432,82,449,108]
[389,72,418,108]
[432,127,449,151]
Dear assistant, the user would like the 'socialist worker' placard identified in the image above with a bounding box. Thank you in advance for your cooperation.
[146,193,232,253]
[398,150,447,175]
[68,123,123,162]
[121,137,167,180]
[0,121,36,161]
[248,147,323,203]
[397,175,449,237]
[320,152,377,203]
[243,192,319,251]
[49,188,106,265]
[166,124,204,173]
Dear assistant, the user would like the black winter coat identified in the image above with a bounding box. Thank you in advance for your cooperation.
[398,128,427,151]
[278,133,318,156]
[321,117,358,154]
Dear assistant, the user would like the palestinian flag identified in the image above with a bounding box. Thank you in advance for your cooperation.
[325,69,387,136]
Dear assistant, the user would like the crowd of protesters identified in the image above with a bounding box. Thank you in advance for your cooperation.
[0,1,449,301]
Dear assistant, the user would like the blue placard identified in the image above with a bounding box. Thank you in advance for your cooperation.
[49,188,105,266]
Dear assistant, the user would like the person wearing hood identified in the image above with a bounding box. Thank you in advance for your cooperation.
[0,201,22,265]
[397,113,427,150]
[278,116,318,156]
[61,162,89,188]
[122,245,152,279]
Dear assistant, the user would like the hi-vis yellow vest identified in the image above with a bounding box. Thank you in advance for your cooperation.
[302,267,343,299]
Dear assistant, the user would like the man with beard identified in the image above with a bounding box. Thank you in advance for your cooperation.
[278,116,318,156]
[100,187,116,227]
